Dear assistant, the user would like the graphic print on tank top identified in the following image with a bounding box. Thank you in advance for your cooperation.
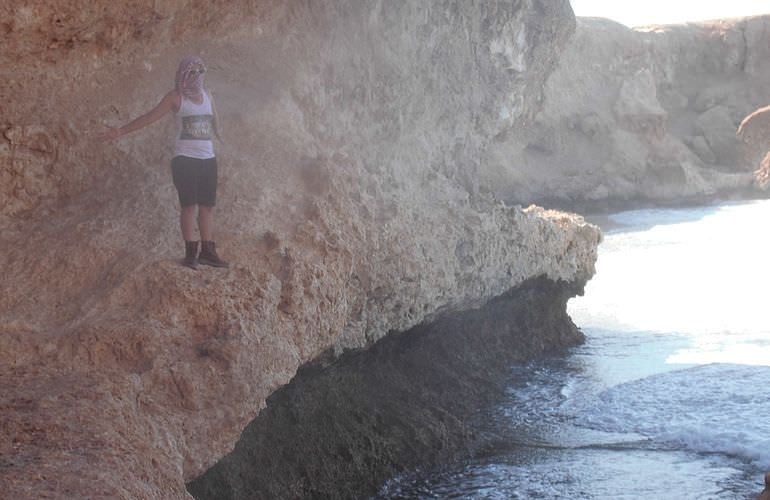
[175,92,215,159]
[180,114,213,140]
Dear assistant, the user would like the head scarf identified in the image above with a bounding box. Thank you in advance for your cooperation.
[175,56,206,99]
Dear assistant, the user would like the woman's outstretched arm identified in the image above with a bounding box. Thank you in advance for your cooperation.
[100,90,179,141]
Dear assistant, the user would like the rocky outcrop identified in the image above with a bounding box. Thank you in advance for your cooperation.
[188,277,584,499]
[737,105,770,189]
[0,1,599,498]
[485,15,770,207]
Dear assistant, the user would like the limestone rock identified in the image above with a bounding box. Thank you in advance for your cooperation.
[695,105,739,165]
[613,68,667,135]
[745,19,770,76]
[190,277,585,499]
[579,112,604,137]
[689,135,717,164]
[586,183,610,201]
[755,152,770,190]
[487,15,770,206]
[693,86,726,113]
[0,1,598,498]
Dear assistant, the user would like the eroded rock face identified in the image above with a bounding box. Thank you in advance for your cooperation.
[486,15,770,207]
[0,1,598,498]
[188,277,584,499]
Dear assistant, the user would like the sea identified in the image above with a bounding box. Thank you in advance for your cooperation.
[378,199,770,499]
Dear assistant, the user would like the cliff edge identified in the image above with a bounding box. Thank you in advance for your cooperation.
[0,1,599,498]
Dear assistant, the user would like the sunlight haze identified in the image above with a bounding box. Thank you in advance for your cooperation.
[571,0,769,27]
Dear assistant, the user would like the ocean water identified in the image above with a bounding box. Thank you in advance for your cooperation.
[378,200,770,499]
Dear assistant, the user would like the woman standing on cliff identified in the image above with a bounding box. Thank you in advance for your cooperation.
[101,56,228,269]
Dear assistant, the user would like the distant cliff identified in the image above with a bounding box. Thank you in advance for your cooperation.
[0,1,599,498]
[485,15,770,207]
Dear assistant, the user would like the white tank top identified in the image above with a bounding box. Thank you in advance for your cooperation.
[174,91,215,159]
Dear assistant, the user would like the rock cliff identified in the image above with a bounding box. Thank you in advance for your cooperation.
[190,277,585,499]
[0,1,599,498]
[486,15,770,207]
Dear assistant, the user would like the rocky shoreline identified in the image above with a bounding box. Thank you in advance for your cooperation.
[187,277,585,499]
[536,186,770,217]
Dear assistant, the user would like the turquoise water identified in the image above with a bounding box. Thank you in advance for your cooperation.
[378,200,770,499]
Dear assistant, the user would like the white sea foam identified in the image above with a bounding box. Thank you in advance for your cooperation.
[572,363,770,469]
[570,200,770,366]
[567,201,770,475]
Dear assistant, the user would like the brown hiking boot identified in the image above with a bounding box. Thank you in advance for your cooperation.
[199,241,229,268]
[182,241,199,269]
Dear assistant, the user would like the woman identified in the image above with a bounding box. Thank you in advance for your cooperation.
[101,56,228,269]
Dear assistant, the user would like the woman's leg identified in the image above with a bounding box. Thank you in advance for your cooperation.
[196,158,227,267]
[181,204,198,241]
[198,158,217,242]
[198,205,213,242]
[198,204,228,267]
[172,156,199,242]
[180,204,200,268]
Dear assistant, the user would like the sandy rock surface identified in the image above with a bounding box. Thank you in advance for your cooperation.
[487,15,770,206]
[1,1,599,498]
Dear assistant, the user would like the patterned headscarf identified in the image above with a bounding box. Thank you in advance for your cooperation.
[175,56,206,99]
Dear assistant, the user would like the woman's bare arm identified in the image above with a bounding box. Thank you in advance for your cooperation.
[100,90,180,141]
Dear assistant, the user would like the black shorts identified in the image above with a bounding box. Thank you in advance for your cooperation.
[171,156,218,207]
